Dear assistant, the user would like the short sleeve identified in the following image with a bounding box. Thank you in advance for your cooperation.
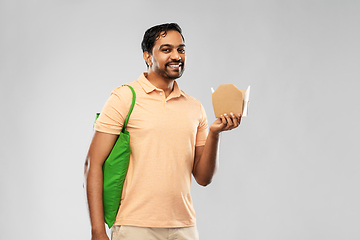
[94,86,133,135]
[195,103,208,146]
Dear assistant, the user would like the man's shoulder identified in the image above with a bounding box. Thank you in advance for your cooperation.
[111,80,140,96]
[180,90,202,106]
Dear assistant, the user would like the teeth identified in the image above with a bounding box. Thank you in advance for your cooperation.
[169,64,180,67]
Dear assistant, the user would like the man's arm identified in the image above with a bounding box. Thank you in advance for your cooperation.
[84,131,118,240]
[192,113,241,186]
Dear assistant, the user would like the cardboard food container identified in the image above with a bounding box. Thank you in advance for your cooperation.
[212,84,250,118]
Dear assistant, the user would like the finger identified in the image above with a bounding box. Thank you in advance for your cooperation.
[229,113,239,128]
[220,115,228,130]
[224,113,234,130]
[237,113,242,125]
[235,112,242,126]
[220,115,227,126]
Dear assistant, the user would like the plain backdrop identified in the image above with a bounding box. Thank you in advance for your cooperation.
[1,0,359,239]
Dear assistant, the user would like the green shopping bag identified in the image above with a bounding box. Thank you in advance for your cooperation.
[94,84,136,228]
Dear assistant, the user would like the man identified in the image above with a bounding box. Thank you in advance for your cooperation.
[84,23,241,240]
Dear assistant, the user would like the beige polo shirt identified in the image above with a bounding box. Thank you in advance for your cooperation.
[95,73,208,228]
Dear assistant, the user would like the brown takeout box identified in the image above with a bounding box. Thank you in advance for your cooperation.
[212,84,246,118]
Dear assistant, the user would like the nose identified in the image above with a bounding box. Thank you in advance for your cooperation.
[170,49,181,60]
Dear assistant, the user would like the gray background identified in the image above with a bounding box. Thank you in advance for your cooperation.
[1,0,359,239]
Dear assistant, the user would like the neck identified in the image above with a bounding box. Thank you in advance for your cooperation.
[146,71,175,98]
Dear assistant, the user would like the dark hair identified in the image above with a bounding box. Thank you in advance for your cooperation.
[141,23,185,54]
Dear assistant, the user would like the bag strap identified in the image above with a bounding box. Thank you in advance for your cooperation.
[121,84,136,132]
[94,85,136,132]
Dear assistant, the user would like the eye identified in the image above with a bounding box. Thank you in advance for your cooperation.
[162,48,170,52]
[178,48,185,53]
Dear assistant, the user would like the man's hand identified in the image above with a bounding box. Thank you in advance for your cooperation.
[192,112,242,186]
[209,112,242,134]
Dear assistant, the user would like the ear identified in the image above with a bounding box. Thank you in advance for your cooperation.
[143,51,153,66]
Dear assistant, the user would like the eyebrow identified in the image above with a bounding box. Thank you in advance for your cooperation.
[159,44,186,49]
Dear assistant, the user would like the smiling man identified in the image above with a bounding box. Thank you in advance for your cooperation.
[144,33,185,80]
[85,23,242,240]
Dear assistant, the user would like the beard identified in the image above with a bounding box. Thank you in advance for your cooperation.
[153,61,185,80]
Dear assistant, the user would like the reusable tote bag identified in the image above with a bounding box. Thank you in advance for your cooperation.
[94,84,136,228]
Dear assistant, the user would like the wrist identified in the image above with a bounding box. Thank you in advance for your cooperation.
[91,226,106,237]
[208,128,221,139]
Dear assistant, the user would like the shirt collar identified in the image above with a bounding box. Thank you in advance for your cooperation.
[137,73,186,98]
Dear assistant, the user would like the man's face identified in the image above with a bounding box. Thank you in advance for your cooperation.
[149,30,186,80]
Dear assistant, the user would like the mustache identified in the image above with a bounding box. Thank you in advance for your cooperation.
[165,60,183,66]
